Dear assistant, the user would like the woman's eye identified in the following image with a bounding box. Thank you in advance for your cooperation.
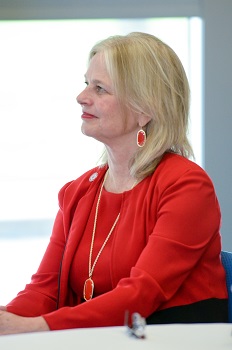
[96,85,106,93]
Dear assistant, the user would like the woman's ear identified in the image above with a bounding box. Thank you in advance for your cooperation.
[138,113,152,128]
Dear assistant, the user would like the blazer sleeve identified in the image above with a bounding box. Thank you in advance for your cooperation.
[6,167,103,318]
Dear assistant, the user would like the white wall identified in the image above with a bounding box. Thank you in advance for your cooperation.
[0,0,231,249]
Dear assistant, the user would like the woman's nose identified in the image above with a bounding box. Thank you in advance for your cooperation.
[76,88,90,105]
[76,90,84,105]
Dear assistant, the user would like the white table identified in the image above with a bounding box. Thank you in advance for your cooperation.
[0,324,232,350]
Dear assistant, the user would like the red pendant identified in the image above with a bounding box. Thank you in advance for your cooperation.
[83,278,94,301]
[137,129,146,147]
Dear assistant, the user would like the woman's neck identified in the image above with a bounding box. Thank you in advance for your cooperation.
[104,154,137,193]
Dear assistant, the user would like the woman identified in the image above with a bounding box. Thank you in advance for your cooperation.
[0,32,228,334]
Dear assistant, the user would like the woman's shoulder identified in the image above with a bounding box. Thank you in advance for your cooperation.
[158,152,205,172]
[153,152,213,185]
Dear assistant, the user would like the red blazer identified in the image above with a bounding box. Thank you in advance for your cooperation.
[7,153,227,329]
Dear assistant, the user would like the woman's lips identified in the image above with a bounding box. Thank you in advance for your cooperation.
[81,112,97,119]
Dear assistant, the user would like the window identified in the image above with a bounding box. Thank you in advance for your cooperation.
[0,18,202,304]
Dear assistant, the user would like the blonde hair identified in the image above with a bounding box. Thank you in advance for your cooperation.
[89,32,194,180]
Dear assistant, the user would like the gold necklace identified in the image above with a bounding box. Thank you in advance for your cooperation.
[83,170,120,301]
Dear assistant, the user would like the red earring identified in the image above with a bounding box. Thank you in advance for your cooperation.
[137,129,146,147]
[137,129,147,147]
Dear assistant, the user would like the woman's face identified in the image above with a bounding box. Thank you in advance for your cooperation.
[76,52,139,148]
